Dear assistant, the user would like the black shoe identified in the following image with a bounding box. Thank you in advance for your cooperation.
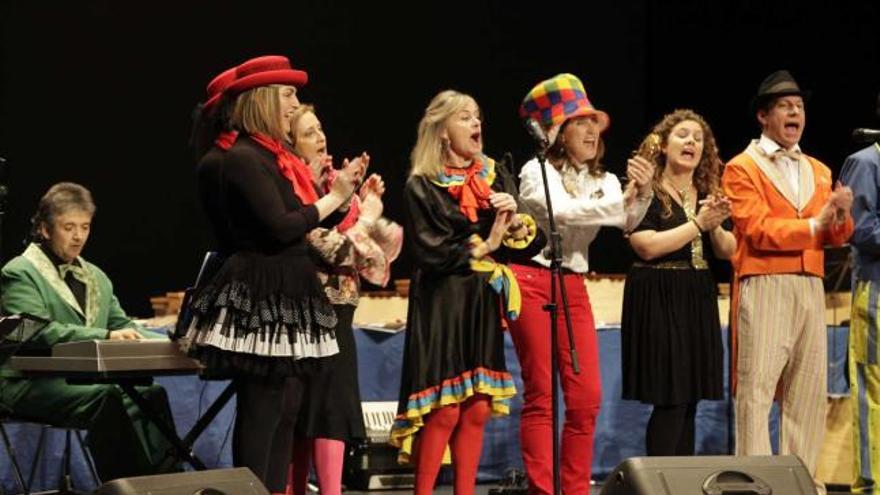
[488,469,528,495]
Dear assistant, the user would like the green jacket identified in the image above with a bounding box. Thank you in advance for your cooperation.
[1,243,145,377]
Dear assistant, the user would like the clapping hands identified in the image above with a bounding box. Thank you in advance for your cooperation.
[359,173,386,223]
[309,153,334,185]
[329,152,369,199]
[626,156,655,196]
[816,182,853,229]
[694,194,731,232]
[360,173,386,200]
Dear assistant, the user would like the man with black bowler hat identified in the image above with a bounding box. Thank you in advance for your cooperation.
[722,70,854,494]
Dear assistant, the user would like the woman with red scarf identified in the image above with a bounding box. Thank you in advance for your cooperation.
[182,55,363,494]
[389,90,544,495]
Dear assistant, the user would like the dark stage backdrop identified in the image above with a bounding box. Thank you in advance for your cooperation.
[1,1,878,315]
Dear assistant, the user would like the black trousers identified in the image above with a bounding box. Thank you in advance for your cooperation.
[645,402,697,456]
[0,379,176,482]
[233,375,305,492]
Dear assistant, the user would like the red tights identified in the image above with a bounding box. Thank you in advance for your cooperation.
[413,394,492,495]
[286,438,345,495]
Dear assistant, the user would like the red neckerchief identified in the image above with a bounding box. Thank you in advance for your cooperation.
[250,133,319,205]
[445,159,491,223]
[214,130,239,150]
[322,168,361,232]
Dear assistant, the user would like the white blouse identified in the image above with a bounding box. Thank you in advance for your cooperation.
[517,157,650,273]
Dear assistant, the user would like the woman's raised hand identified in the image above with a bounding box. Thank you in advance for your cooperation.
[487,210,515,252]
[695,195,731,232]
[489,192,517,213]
[329,157,363,199]
[359,173,386,200]
[626,156,655,193]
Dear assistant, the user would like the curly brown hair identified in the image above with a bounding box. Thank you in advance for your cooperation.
[639,109,723,218]
[545,119,606,178]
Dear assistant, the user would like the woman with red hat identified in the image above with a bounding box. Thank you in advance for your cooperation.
[622,109,735,456]
[512,73,654,494]
[182,55,364,493]
[389,89,544,495]
[286,104,402,495]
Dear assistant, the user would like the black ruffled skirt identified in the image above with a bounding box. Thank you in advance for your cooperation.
[183,250,339,379]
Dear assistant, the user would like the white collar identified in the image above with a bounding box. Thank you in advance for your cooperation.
[758,134,801,157]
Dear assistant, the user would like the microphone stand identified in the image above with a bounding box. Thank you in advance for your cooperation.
[534,145,580,495]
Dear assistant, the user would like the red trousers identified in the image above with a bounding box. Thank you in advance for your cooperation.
[508,263,602,495]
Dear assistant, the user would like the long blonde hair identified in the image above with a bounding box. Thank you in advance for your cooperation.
[410,90,479,177]
[640,109,723,218]
[230,85,285,140]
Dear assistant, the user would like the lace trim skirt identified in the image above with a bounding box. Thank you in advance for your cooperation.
[181,252,339,378]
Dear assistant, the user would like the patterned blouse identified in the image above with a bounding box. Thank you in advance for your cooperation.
[308,208,402,306]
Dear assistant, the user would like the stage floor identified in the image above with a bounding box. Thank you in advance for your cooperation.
[343,484,853,494]
[343,486,853,494]
[342,485,600,494]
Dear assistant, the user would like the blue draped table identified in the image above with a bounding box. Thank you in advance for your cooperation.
[357,324,849,481]
[0,325,850,491]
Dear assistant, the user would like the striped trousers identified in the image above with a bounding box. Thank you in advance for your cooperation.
[735,274,827,488]
[850,279,880,493]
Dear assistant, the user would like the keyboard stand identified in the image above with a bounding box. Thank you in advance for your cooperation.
[118,380,208,470]
[156,380,237,472]
[63,374,211,470]
[20,370,235,471]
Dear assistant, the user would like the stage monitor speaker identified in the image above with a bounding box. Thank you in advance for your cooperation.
[96,467,269,495]
[599,455,816,495]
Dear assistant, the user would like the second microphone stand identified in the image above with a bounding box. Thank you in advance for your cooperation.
[534,146,581,495]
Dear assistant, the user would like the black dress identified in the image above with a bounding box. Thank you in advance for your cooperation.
[184,134,338,378]
[388,156,544,462]
[621,195,725,406]
[296,202,366,442]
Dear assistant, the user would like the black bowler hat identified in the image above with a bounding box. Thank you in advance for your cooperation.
[752,70,812,112]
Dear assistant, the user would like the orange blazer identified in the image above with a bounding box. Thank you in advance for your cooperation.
[722,148,853,278]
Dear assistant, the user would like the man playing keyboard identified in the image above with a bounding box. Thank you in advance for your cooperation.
[0,182,176,482]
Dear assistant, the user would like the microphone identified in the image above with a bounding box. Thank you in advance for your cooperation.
[852,128,880,142]
[525,119,549,149]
